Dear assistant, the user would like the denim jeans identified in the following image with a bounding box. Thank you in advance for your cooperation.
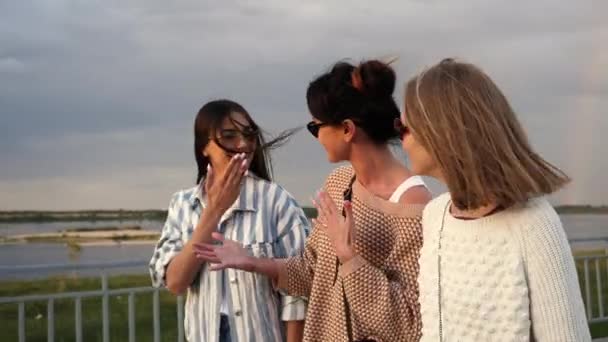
[219,315,231,342]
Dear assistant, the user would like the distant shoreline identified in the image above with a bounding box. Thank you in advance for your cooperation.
[0,226,159,246]
[0,207,318,223]
[0,205,606,223]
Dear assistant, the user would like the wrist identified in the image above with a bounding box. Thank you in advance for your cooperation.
[201,205,223,222]
[244,255,257,273]
[337,248,356,264]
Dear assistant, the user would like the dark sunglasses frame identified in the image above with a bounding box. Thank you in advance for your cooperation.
[211,127,260,154]
[306,121,330,138]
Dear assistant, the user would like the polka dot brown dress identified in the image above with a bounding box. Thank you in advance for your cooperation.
[277,166,424,342]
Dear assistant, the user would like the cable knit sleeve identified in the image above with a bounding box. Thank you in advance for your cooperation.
[516,199,591,342]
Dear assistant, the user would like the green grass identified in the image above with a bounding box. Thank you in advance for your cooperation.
[64,226,142,233]
[0,274,180,342]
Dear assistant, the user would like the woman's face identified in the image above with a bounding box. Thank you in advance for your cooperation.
[310,118,351,163]
[400,110,438,177]
[204,111,257,169]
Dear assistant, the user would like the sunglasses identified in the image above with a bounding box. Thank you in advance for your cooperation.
[306,121,330,138]
[394,118,409,139]
[212,127,259,154]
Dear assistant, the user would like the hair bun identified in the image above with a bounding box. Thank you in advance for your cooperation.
[358,60,396,98]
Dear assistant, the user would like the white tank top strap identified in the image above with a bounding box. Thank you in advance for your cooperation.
[388,176,427,203]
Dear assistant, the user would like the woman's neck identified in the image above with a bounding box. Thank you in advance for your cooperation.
[450,201,500,219]
[349,144,408,189]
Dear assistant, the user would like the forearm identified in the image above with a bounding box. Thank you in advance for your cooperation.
[285,320,304,342]
[249,256,282,280]
[165,209,222,294]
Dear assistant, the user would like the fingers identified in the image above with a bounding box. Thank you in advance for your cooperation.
[322,191,338,216]
[204,164,214,193]
[223,154,243,184]
[192,242,216,253]
[225,153,248,188]
[311,218,326,229]
[209,263,228,271]
[343,200,354,225]
[312,192,327,218]
[316,191,337,218]
[194,251,221,264]
[211,232,226,243]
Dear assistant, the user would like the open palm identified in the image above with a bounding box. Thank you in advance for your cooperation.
[193,232,253,272]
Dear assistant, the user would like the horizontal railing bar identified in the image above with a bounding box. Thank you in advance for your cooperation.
[0,286,158,304]
[0,259,149,273]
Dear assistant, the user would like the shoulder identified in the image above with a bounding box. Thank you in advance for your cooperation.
[249,175,298,204]
[421,192,451,224]
[509,196,562,233]
[167,185,199,209]
[399,185,433,205]
[248,176,305,218]
[508,196,570,256]
[323,164,355,190]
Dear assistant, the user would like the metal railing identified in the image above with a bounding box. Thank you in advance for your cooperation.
[575,253,608,324]
[0,260,185,342]
[1,248,607,341]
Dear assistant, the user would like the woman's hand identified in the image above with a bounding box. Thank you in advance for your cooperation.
[193,232,254,272]
[204,153,249,215]
[312,191,357,264]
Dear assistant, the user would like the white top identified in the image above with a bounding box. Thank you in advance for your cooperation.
[418,193,591,342]
[388,176,426,203]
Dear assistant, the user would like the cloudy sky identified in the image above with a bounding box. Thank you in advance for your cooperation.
[0,0,606,210]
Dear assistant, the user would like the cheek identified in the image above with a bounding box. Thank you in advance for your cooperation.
[318,134,344,162]
[402,135,431,174]
[207,145,230,166]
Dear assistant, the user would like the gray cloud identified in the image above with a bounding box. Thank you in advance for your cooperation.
[0,0,607,209]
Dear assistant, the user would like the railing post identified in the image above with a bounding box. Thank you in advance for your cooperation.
[177,295,184,342]
[596,258,604,318]
[101,273,110,342]
[153,289,160,342]
[584,259,592,319]
[75,297,83,342]
[18,301,25,342]
[47,298,54,342]
[128,292,136,342]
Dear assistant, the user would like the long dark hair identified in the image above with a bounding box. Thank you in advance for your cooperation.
[306,59,400,144]
[194,99,296,184]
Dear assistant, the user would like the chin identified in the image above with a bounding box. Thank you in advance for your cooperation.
[410,163,427,176]
[327,154,340,163]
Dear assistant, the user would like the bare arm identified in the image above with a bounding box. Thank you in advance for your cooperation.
[285,321,304,342]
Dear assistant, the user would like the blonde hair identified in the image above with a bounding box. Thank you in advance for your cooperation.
[404,58,570,210]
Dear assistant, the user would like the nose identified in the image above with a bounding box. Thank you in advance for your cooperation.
[236,136,247,150]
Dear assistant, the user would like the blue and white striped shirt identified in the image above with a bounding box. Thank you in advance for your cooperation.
[149,174,310,342]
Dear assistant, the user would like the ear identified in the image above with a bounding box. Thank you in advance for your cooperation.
[342,119,356,143]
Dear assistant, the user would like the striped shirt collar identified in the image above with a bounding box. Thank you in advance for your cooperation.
[189,173,259,213]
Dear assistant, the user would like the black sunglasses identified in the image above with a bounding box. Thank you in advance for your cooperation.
[394,118,409,139]
[306,121,330,138]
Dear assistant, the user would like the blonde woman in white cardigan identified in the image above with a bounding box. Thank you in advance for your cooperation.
[396,58,591,341]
